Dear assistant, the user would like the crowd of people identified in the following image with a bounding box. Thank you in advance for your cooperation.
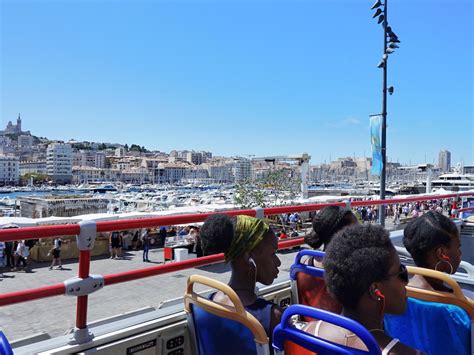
[352,197,460,225]
[106,225,202,262]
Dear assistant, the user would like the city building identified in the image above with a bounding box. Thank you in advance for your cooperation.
[155,162,190,183]
[73,151,106,169]
[186,151,202,165]
[234,158,252,182]
[46,143,73,184]
[18,135,34,148]
[438,150,451,173]
[0,155,20,185]
[20,161,47,175]
[207,164,233,183]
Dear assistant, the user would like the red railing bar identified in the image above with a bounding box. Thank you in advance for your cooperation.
[0,238,304,307]
[95,209,257,233]
[0,224,81,242]
[0,283,65,306]
[76,250,91,329]
[103,237,303,286]
[458,207,474,213]
[1,193,472,243]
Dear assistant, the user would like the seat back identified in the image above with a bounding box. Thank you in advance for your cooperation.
[0,331,13,355]
[290,250,342,318]
[183,274,270,355]
[272,305,381,355]
[385,266,473,355]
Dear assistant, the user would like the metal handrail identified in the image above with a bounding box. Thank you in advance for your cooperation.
[0,191,472,242]
[0,191,472,344]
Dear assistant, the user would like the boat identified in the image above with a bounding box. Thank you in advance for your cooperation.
[91,184,118,193]
[427,173,474,191]
[1,192,473,354]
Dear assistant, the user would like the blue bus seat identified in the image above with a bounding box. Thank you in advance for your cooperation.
[290,250,342,318]
[272,304,381,355]
[183,274,270,355]
[385,266,474,355]
[0,331,14,355]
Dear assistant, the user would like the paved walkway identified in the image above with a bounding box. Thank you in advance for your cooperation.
[0,246,300,342]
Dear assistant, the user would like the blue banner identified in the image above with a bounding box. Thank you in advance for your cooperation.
[370,114,383,176]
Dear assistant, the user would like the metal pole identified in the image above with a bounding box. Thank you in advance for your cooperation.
[76,250,91,329]
[379,0,388,226]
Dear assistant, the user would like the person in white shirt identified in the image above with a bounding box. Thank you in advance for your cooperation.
[13,240,28,270]
[49,238,63,270]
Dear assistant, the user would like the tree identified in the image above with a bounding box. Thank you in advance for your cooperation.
[234,178,266,209]
[233,169,302,209]
[20,173,49,185]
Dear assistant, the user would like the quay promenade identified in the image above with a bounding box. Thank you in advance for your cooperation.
[0,218,397,343]
[0,245,301,342]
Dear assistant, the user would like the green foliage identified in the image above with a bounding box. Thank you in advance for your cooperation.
[234,178,266,209]
[234,169,302,209]
[129,144,149,153]
[20,173,49,185]
[5,134,18,141]
[72,143,92,150]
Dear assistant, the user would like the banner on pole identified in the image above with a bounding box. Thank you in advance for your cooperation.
[370,114,383,176]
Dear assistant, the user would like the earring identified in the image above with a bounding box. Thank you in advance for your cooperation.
[435,257,453,274]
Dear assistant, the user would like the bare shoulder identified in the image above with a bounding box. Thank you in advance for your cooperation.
[270,304,283,330]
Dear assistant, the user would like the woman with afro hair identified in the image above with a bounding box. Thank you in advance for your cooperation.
[304,224,422,354]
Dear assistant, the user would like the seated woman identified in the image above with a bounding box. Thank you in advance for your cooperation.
[304,206,358,261]
[296,206,358,314]
[200,214,282,340]
[403,211,473,299]
[304,224,422,354]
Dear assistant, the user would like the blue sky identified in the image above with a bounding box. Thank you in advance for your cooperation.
[1,0,472,165]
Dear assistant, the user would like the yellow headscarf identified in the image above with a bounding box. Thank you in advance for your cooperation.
[225,215,270,262]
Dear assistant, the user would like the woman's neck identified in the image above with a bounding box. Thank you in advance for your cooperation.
[228,272,257,305]
[342,307,384,331]
[423,275,452,292]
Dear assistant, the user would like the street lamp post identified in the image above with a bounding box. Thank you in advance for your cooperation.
[371,0,400,226]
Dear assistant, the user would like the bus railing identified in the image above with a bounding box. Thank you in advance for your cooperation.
[0,191,472,344]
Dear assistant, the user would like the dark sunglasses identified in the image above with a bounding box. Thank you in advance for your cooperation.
[387,263,408,283]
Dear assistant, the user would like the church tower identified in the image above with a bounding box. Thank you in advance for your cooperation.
[17,113,22,133]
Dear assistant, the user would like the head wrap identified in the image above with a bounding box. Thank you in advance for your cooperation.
[225,215,270,262]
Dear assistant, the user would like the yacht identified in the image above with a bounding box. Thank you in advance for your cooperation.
[428,173,474,191]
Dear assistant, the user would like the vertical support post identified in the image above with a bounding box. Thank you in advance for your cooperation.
[300,157,309,200]
[76,250,91,330]
[379,0,388,227]
[254,207,264,219]
[69,220,97,345]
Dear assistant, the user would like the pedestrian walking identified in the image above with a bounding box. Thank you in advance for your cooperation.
[49,237,63,270]
[109,231,122,259]
[142,229,151,262]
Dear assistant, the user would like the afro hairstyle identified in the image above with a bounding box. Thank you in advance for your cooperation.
[323,224,394,309]
[304,206,356,249]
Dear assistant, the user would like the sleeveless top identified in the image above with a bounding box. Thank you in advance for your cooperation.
[209,293,274,337]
